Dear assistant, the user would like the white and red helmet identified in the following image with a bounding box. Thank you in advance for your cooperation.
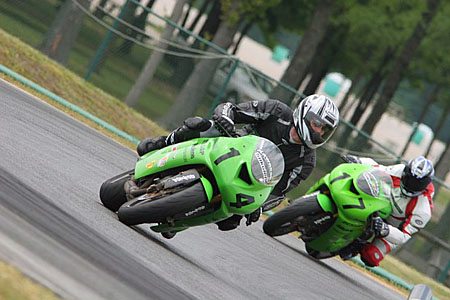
[293,94,339,149]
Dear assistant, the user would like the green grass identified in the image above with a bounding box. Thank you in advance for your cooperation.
[375,256,450,299]
[0,0,187,122]
[0,261,58,300]
[0,28,166,139]
[434,188,450,207]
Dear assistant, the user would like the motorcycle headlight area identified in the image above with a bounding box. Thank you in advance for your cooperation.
[251,138,284,186]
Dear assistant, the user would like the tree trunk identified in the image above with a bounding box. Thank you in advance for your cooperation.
[117,0,157,55]
[269,0,335,104]
[349,72,383,126]
[348,47,394,126]
[360,0,441,136]
[231,20,253,55]
[303,65,328,96]
[39,0,90,65]
[116,0,141,35]
[430,141,450,242]
[399,84,440,157]
[93,0,109,19]
[160,1,240,129]
[435,141,449,178]
[339,73,362,119]
[124,0,187,107]
[187,0,212,34]
[425,102,449,157]
[197,0,221,39]
[302,26,346,96]
[180,0,195,28]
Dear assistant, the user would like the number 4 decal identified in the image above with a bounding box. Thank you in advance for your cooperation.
[230,194,255,208]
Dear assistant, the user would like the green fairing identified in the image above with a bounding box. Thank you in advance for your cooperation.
[306,163,393,252]
[135,135,284,234]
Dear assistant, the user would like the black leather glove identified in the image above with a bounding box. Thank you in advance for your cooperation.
[339,239,365,260]
[212,114,235,136]
[341,155,361,164]
[245,208,261,226]
[372,216,389,238]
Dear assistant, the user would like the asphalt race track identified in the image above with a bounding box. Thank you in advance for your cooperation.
[0,79,405,300]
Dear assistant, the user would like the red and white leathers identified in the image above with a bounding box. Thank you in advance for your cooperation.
[357,158,434,267]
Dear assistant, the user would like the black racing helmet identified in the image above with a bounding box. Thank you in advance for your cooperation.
[401,156,434,197]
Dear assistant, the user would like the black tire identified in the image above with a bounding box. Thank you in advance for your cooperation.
[99,170,134,212]
[117,181,208,225]
[263,195,323,237]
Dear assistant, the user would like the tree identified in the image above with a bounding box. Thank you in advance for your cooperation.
[348,47,394,127]
[117,0,157,55]
[269,0,336,104]
[191,0,222,49]
[435,141,450,189]
[399,84,440,157]
[360,0,441,136]
[302,25,347,96]
[93,0,109,20]
[161,0,280,129]
[124,0,188,107]
[39,0,90,65]
[425,101,449,157]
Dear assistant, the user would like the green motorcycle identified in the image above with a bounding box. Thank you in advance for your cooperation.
[263,163,393,259]
[100,135,284,238]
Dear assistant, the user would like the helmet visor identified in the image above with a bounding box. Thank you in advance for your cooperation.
[303,111,336,145]
[401,169,431,197]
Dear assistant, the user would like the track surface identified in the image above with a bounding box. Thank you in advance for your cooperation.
[0,80,404,300]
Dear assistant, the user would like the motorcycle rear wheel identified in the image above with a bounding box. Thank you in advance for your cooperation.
[263,195,322,237]
[99,169,134,212]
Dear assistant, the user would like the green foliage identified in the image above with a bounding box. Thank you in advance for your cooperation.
[221,0,281,25]
[264,0,318,33]
[410,1,450,88]
[332,0,425,77]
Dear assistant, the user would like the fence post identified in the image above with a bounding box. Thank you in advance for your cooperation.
[85,0,130,80]
[438,259,450,283]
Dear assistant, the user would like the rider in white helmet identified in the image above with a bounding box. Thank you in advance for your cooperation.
[137,94,340,230]
[340,155,435,267]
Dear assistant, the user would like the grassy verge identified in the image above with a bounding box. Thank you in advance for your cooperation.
[0,28,166,141]
[0,261,58,300]
[1,28,449,300]
[346,256,450,299]
[377,256,450,299]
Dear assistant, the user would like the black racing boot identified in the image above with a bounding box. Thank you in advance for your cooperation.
[166,117,212,145]
[137,117,211,156]
[216,215,243,231]
[136,136,167,156]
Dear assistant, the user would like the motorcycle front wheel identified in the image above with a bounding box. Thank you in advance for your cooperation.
[263,195,322,237]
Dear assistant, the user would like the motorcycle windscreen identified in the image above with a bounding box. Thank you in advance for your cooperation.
[356,169,393,202]
[251,138,285,186]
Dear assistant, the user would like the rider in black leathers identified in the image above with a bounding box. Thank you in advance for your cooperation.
[137,95,339,231]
